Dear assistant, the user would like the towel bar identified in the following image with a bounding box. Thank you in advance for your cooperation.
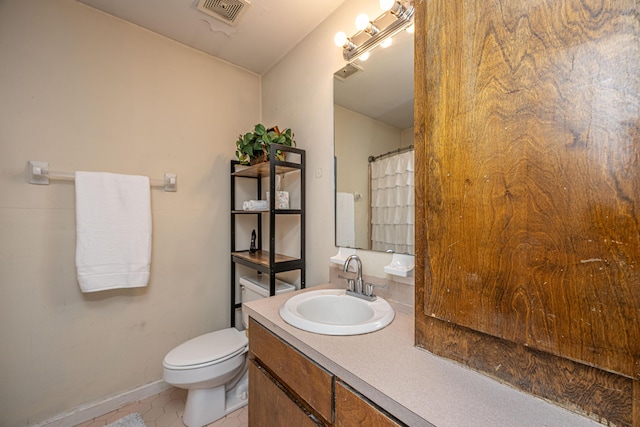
[27,161,177,192]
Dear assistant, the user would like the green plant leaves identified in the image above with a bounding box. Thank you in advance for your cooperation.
[235,123,296,164]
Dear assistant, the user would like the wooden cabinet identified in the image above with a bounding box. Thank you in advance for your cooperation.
[413,0,640,425]
[230,143,305,326]
[249,318,332,422]
[248,361,321,427]
[335,381,402,427]
[248,318,406,427]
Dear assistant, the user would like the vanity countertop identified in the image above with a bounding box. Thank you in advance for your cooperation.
[243,283,602,427]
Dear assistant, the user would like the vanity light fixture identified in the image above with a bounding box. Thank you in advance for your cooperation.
[334,0,414,62]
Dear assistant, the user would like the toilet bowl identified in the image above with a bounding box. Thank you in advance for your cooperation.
[163,275,295,427]
[163,328,248,427]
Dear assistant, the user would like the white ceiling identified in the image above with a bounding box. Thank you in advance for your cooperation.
[77,0,348,75]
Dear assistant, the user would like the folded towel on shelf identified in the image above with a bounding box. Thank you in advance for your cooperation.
[242,200,268,211]
[75,171,152,293]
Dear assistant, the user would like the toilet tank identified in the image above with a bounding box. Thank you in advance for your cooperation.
[240,275,295,328]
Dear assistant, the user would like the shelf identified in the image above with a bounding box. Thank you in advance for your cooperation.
[231,210,268,214]
[232,250,304,274]
[230,143,305,327]
[273,209,302,215]
[232,250,299,267]
[232,162,299,178]
[231,209,302,215]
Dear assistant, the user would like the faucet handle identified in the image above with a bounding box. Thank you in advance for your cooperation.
[347,279,355,292]
[338,274,355,292]
[364,282,389,297]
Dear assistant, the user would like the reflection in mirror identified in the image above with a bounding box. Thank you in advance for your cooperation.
[334,28,414,255]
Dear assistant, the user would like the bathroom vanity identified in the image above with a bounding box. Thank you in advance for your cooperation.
[243,285,603,427]
[249,318,401,426]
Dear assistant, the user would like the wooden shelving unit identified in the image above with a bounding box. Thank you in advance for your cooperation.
[229,143,305,327]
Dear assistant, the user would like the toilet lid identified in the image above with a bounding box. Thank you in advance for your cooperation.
[164,328,248,368]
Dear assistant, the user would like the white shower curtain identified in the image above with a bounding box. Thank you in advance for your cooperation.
[370,150,414,255]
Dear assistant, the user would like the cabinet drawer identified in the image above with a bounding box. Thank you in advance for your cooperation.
[335,381,404,427]
[249,318,333,422]
[249,360,322,427]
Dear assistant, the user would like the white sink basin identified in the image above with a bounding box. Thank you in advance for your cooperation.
[279,289,395,335]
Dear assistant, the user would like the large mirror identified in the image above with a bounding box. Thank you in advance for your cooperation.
[334,28,414,255]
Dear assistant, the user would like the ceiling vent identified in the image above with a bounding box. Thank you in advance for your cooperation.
[197,0,251,26]
[334,63,363,81]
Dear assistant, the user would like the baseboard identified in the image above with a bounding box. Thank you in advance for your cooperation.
[33,379,172,427]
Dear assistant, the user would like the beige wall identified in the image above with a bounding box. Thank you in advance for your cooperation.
[0,0,415,424]
[0,1,260,425]
[262,0,412,279]
[401,127,415,147]
[334,105,404,249]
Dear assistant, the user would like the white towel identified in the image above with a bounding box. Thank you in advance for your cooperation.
[242,200,268,211]
[75,171,152,293]
[336,192,355,247]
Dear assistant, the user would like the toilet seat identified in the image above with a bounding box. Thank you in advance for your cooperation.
[163,328,248,370]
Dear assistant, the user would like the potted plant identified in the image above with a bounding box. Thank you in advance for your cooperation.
[235,123,296,165]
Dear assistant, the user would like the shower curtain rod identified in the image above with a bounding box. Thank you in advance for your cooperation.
[368,145,414,163]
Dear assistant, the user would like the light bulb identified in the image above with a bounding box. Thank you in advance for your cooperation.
[380,37,392,48]
[355,13,370,31]
[406,23,415,33]
[334,32,348,47]
[359,51,370,61]
[380,0,395,10]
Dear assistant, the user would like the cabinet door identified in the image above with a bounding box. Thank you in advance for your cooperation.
[249,360,323,427]
[335,381,404,427]
[249,318,333,422]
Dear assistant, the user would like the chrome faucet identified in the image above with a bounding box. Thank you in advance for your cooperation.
[342,255,375,300]
[343,254,362,293]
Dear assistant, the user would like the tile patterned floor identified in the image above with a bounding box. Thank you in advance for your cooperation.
[75,387,248,427]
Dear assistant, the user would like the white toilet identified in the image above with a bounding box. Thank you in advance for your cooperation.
[163,275,295,427]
